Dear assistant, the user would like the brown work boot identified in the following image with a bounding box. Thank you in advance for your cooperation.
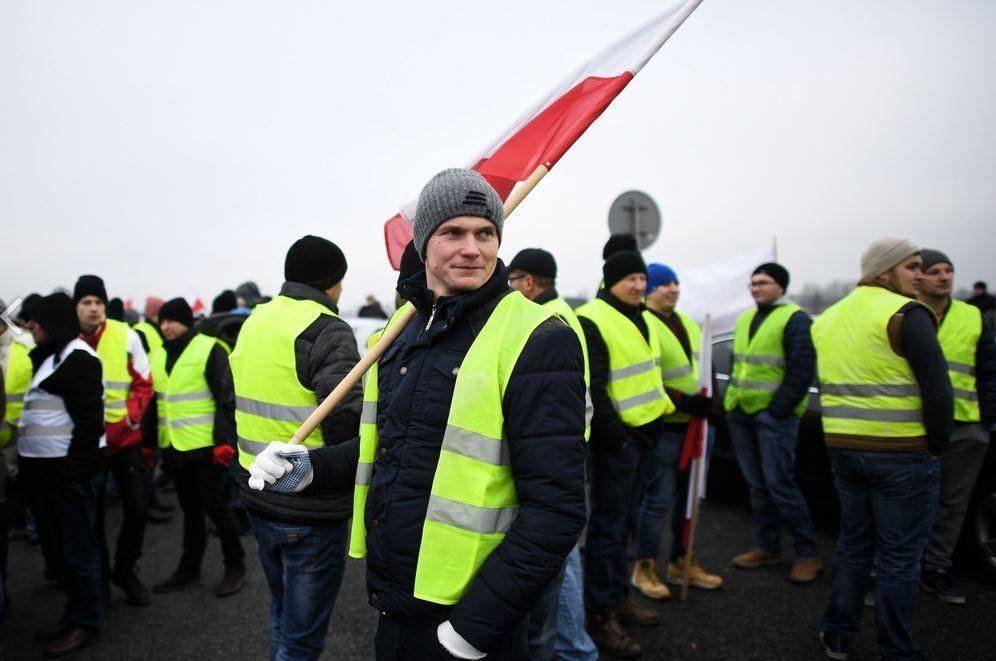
[789,556,823,584]
[630,558,671,600]
[42,627,99,659]
[586,610,642,659]
[667,553,724,590]
[733,547,782,569]
[617,596,660,627]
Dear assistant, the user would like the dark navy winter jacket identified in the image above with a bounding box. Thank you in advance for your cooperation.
[308,260,587,653]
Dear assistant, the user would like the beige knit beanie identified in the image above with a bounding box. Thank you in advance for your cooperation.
[860,237,920,279]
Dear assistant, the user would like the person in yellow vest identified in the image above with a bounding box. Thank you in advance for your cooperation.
[631,263,724,603]
[507,247,598,661]
[248,168,587,660]
[141,298,246,597]
[132,296,164,356]
[916,249,996,605]
[231,235,363,661]
[73,275,154,607]
[577,250,675,659]
[724,262,821,584]
[814,238,952,661]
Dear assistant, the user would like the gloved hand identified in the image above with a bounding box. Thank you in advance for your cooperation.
[213,444,236,468]
[681,394,713,419]
[2,444,18,479]
[247,442,313,493]
[437,621,486,660]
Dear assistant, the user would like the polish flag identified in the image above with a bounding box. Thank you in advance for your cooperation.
[384,0,705,268]
[678,314,712,553]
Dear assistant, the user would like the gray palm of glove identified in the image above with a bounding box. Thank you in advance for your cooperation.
[247,442,313,493]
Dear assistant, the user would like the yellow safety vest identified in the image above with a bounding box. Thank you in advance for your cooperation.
[96,319,133,424]
[230,295,337,470]
[150,334,217,452]
[812,286,928,439]
[724,304,808,417]
[576,299,674,426]
[350,294,569,605]
[937,299,982,423]
[542,296,592,440]
[133,321,164,356]
[646,310,702,423]
[2,342,33,447]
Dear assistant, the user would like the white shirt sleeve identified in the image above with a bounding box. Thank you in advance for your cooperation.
[126,329,151,379]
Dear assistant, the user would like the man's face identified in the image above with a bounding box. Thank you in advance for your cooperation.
[647,281,680,311]
[26,320,47,345]
[884,254,923,298]
[749,275,783,306]
[609,273,647,306]
[76,296,106,330]
[508,270,537,301]
[920,262,954,298]
[424,216,499,298]
[159,319,188,341]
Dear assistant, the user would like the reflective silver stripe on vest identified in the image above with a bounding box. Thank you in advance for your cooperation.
[5,394,24,403]
[361,401,377,425]
[167,414,214,429]
[442,425,509,466]
[165,390,212,403]
[653,357,662,367]
[106,401,127,410]
[693,352,701,361]
[661,364,693,380]
[733,354,785,367]
[953,388,978,402]
[355,462,373,486]
[609,360,656,382]
[425,494,518,535]
[728,377,779,392]
[614,389,662,413]
[20,425,75,438]
[236,396,313,423]
[106,380,132,390]
[238,437,271,456]
[948,361,975,376]
[820,406,923,423]
[820,383,921,398]
[585,390,594,428]
[24,399,67,411]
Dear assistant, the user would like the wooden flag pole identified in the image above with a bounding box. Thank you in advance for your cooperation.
[286,163,551,445]
[681,451,704,601]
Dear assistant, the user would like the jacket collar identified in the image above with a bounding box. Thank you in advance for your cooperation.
[397,260,512,335]
[533,287,559,306]
[279,282,339,314]
[596,289,644,320]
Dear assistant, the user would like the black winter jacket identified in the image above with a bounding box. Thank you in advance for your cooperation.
[238,282,363,524]
[308,261,587,653]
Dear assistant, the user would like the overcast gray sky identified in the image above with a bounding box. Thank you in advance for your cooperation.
[2,0,993,313]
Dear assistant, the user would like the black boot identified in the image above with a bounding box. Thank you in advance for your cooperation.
[111,567,151,606]
[216,564,246,598]
[586,610,642,658]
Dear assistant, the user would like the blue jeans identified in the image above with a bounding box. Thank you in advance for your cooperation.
[248,514,348,661]
[727,408,817,557]
[634,426,684,559]
[823,449,939,661]
[528,561,565,661]
[554,545,598,661]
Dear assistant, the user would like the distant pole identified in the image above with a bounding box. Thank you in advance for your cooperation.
[772,236,779,262]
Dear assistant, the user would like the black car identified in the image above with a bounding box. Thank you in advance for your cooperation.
[708,332,996,578]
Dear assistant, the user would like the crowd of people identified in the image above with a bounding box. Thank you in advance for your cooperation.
[1,168,994,661]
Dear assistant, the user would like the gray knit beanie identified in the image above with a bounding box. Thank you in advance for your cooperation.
[919,248,952,273]
[860,237,920,279]
[412,168,504,260]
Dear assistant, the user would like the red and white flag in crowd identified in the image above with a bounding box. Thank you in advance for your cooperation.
[678,313,712,552]
[383,0,705,267]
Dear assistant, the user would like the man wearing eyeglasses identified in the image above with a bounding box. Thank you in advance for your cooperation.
[724,262,821,584]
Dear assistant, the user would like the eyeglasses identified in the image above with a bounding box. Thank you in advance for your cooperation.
[749,280,777,288]
[508,275,528,283]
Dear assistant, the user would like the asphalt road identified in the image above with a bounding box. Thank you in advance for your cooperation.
[3,482,994,660]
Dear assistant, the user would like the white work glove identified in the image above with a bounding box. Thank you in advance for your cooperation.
[247,442,313,494]
[2,444,18,479]
[437,621,486,660]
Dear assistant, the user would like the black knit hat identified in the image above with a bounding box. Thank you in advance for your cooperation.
[158,298,194,329]
[107,298,125,322]
[603,250,647,290]
[17,293,42,323]
[602,234,639,260]
[397,241,423,286]
[285,235,347,290]
[73,275,108,305]
[508,248,557,280]
[753,262,790,291]
[30,292,80,348]
[212,289,238,314]
[919,249,952,273]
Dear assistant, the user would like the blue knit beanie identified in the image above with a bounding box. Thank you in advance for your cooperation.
[647,263,678,291]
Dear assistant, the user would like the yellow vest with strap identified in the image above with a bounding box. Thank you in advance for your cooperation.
[724,304,808,417]
[937,299,982,423]
[230,295,336,470]
[812,286,927,438]
[576,299,674,426]
[150,334,217,451]
[1,341,33,447]
[133,321,163,356]
[349,294,563,605]
[646,310,702,423]
[542,296,591,440]
[96,318,133,423]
